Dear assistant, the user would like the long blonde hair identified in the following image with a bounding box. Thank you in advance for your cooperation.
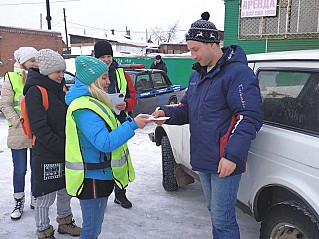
[21,68,27,85]
[87,76,114,110]
[13,62,28,85]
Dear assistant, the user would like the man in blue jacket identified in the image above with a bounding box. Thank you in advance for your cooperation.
[152,12,264,239]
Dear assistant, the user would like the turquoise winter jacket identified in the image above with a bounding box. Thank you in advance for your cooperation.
[65,78,138,180]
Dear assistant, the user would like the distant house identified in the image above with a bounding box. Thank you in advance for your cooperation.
[157,30,224,54]
[145,46,159,54]
[158,43,189,54]
[0,26,64,76]
[224,0,319,53]
[69,33,148,56]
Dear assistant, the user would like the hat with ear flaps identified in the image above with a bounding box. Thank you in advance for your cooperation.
[75,55,108,86]
[186,12,220,43]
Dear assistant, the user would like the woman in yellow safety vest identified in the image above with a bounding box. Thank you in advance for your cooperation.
[65,55,151,238]
[0,47,38,220]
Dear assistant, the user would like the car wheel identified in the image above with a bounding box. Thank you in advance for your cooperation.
[260,200,319,239]
[168,97,177,105]
[161,136,178,191]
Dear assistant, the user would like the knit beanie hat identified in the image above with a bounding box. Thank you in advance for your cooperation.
[36,49,66,75]
[94,40,113,58]
[75,55,108,86]
[186,12,220,43]
[155,55,161,60]
[14,47,38,65]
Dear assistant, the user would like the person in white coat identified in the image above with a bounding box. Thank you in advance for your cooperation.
[0,47,38,220]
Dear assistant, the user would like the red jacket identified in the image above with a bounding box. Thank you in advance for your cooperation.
[123,71,137,112]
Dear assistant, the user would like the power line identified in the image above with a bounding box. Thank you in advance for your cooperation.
[0,0,80,6]
[53,19,64,27]
[67,21,188,34]
[67,21,111,32]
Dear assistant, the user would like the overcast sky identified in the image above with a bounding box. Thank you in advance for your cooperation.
[0,0,225,43]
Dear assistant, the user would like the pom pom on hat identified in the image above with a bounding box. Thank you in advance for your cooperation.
[201,11,210,21]
[14,47,38,65]
[75,56,108,86]
[186,12,220,43]
[36,49,66,76]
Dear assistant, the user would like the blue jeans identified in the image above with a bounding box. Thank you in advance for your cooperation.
[11,148,33,193]
[79,197,108,239]
[198,172,241,239]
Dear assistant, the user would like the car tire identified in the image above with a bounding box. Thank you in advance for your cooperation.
[161,136,178,191]
[260,200,319,239]
[168,97,177,105]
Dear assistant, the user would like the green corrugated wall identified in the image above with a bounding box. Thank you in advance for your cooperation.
[224,0,266,54]
[224,0,319,54]
[114,56,196,86]
[267,38,319,52]
[114,1,319,86]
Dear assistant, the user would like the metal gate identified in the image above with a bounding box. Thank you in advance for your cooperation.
[239,0,319,39]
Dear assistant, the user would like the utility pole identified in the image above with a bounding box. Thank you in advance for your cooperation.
[63,8,69,51]
[46,0,52,30]
[40,13,42,29]
[146,29,148,42]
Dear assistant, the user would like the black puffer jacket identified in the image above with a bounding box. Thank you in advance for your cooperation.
[150,60,167,73]
[23,68,67,197]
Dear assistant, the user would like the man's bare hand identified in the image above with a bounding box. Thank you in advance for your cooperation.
[115,102,126,111]
[133,115,152,129]
[217,157,236,177]
[151,110,166,125]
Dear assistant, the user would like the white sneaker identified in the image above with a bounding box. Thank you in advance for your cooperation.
[30,192,36,209]
[11,192,25,220]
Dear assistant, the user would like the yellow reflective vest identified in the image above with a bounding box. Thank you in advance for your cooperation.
[115,68,129,116]
[115,68,127,93]
[65,95,135,197]
[4,72,24,126]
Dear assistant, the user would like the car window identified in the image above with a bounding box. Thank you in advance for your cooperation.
[127,72,136,85]
[64,72,75,85]
[135,74,153,93]
[259,70,319,133]
[152,73,169,89]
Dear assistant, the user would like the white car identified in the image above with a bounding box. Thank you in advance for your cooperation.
[150,49,319,239]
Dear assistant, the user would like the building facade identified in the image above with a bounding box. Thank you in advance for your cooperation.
[224,0,319,54]
[69,34,148,56]
[0,26,64,76]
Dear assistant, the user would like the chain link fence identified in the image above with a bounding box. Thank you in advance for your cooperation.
[239,0,319,39]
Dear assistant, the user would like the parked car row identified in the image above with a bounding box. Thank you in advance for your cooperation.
[149,49,319,239]
[63,64,187,116]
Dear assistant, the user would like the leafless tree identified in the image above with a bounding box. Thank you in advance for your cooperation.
[150,21,179,43]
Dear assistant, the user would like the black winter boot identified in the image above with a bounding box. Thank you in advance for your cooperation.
[114,189,132,208]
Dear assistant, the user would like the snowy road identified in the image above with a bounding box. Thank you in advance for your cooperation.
[0,112,260,238]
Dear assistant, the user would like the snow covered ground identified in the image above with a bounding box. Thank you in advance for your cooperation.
[0,112,260,238]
